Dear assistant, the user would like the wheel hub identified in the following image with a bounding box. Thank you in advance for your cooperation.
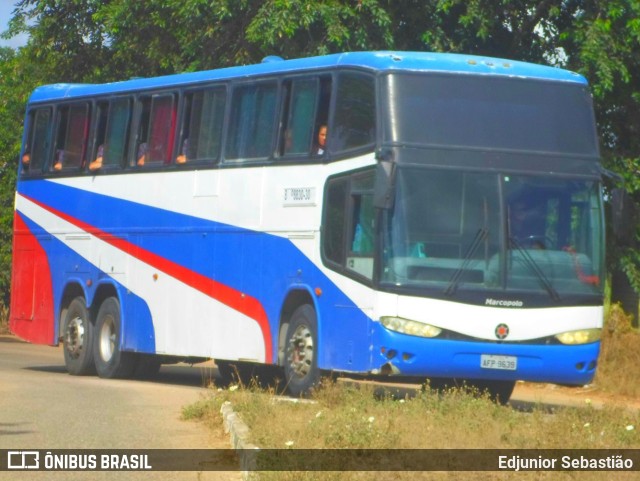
[99,315,116,363]
[65,317,85,359]
[287,325,314,377]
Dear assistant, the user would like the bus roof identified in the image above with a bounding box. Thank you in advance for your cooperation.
[28,51,587,104]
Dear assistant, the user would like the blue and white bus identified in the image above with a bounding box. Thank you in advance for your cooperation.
[10,51,604,401]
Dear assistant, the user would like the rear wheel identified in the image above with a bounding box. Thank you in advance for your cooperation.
[94,297,136,378]
[62,297,95,375]
[284,304,320,397]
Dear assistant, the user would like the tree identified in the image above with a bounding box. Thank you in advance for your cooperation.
[1,0,639,310]
[0,47,40,304]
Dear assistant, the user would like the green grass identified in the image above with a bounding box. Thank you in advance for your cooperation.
[183,304,640,480]
[193,380,639,480]
[205,381,639,450]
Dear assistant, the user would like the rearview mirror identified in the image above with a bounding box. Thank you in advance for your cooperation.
[373,158,396,210]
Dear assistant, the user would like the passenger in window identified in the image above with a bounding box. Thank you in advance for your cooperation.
[89,145,104,171]
[314,125,327,155]
[53,150,64,171]
[283,129,293,154]
[176,138,190,164]
[21,151,30,167]
[352,223,374,254]
[137,142,148,166]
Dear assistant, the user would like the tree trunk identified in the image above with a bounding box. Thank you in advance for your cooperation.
[611,269,639,327]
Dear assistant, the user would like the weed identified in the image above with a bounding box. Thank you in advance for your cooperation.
[203,380,639,481]
[595,304,640,397]
[0,300,9,335]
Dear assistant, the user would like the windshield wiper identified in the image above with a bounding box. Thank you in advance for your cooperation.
[445,228,488,296]
[508,236,561,302]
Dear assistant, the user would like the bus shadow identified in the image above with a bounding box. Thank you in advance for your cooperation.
[23,363,221,389]
[338,377,565,413]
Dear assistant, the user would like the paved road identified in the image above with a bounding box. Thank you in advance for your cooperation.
[0,335,242,481]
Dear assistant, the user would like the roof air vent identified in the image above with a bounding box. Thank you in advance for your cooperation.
[262,55,284,63]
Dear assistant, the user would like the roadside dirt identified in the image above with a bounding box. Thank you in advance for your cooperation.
[512,381,640,411]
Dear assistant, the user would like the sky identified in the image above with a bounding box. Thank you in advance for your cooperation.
[0,0,28,49]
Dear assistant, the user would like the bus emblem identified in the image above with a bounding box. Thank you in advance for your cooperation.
[495,324,510,340]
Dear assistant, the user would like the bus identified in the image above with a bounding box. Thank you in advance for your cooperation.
[10,51,604,402]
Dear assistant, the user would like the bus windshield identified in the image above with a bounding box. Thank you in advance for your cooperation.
[380,167,604,302]
[383,73,598,156]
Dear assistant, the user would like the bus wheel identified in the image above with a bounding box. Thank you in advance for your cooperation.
[94,297,135,379]
[284,304,320,397]
[62,297,95,375]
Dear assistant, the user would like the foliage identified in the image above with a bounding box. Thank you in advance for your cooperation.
[0,47,38,304]
[0,0,639,302]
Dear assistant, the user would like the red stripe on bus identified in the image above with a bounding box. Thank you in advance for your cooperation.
[21,195,273,363]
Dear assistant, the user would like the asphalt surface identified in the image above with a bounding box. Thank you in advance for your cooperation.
[0,335,242,481]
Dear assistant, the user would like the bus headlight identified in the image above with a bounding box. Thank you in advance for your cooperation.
[554,328,601,345]
[380,317,442,338]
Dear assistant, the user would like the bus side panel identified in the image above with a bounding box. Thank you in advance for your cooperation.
[15,176,375,367]
[9,212,55,345]
[38,223,159,356]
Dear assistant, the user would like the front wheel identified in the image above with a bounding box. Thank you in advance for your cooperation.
[62,297,95,375]
[284,304,320,397]
[94,297,136,379]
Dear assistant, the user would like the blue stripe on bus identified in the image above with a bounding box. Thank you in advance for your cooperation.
[18,180,374,370]
[18,211,157,354]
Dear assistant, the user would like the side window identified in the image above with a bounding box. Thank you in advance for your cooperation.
[179,87,225,164]
[331,73,376,153]
[350,175,375,257]
[226,82,277,162]
[135,93,177,167]
[90,97,132,171]
[22,108,53,174]
[52,103,90,172]
[280,79,317,156]
[324,177,348,266]
[323,169,376,280]
[279,76,331,158]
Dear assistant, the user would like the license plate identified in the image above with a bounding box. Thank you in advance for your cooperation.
[480,354,517,371]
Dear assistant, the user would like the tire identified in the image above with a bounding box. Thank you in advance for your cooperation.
[284,304,320,397]
[62,297,96,375]
[93,297,136,379]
